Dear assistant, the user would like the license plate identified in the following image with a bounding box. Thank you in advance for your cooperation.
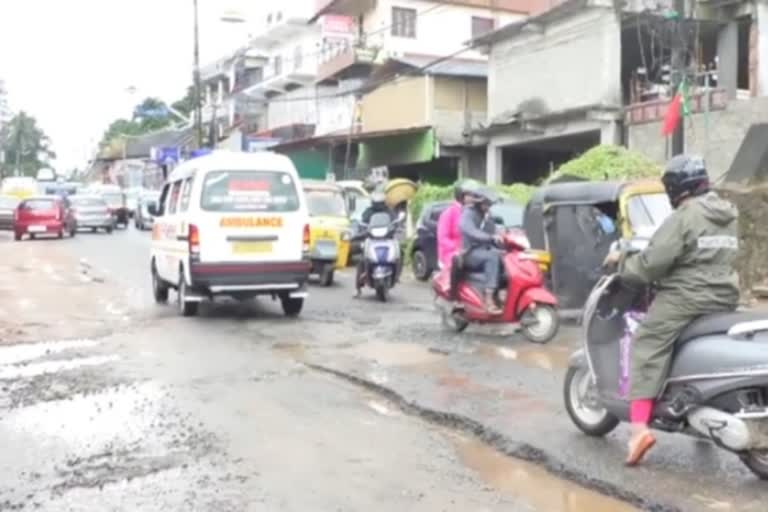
[28,225,46,233]
[232,241,273,254]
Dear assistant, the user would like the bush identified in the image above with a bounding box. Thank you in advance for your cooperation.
[549,144,662,183]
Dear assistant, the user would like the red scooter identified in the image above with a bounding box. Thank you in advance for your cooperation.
[433,230,560,343]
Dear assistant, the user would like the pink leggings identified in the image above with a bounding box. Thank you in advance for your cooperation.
[630,399,654,424]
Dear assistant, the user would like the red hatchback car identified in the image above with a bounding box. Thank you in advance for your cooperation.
[14,196,77,241]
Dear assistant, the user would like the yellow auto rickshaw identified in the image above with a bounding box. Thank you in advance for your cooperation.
[523,179,671,312]
[302,180,352,286]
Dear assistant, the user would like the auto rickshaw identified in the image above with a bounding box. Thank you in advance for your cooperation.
[302,180,352,286]
[523,179,671,313]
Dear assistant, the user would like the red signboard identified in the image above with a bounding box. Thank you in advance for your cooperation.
[322,14,355,34]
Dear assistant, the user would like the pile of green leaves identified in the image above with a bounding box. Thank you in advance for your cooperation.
[549,144,662,183]
[408,183,537,221]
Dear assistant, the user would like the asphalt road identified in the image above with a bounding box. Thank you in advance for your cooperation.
[0,226,764,511]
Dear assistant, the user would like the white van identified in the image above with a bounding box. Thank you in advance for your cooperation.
[149,151,311,317]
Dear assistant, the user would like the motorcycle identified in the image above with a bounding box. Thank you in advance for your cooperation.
[432,230,560,344]
[563,238,768,478]
[356,211,404,302]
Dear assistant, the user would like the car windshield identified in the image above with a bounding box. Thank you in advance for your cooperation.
[22,199,56,211]
[491,202,524,227]
[627,192,672,237]
[71,197,106,207]
[351,197,371,221]
[102,193,124,207]
[201,170,299,212]
[306,189,347,217]
[0,196,19,209]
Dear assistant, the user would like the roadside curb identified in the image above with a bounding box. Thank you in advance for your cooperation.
[305,362,679,512]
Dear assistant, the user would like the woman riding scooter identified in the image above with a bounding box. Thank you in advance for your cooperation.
[437,179,480,270]
[603,154,740,466]
[459,187,505,314]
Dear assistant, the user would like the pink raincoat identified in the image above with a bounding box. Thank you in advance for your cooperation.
[437,201,462,269]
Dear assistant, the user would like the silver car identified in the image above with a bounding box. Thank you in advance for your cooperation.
[135,192,160,231]
[0,195,19,230]
[69,195,114,233]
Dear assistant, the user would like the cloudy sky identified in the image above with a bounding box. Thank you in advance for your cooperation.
[0,0,263,172]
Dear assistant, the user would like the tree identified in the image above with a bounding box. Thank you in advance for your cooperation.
[0,111,56,179]
[99,88,195,150]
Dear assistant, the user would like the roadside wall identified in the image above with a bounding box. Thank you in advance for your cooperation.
[718,184,768,298]
[628,97,768,182]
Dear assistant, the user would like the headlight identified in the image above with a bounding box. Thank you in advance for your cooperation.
[370,227,388,238]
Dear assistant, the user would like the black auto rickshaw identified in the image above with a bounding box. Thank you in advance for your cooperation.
[523,180,672,314]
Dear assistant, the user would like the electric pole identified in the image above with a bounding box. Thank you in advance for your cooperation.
[193,0,203,149]
[670,0,686,156]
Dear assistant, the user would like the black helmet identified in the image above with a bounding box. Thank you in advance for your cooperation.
[468,186,499,208]
[454,179,480,201]
[662,154,710,208]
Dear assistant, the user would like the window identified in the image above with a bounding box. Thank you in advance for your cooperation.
[157,184,170,216]
[200,170,300,213]
[294,45,303,71]
[305,189,347,217]
[274,55,283,76]
[471,16,495,39]
[168,181,183,215]
[392,7,416,38]
[180,177,194,212]
[626,192,672,237]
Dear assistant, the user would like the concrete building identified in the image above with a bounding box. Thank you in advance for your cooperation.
[0,79,11,132]
[477,0,768,184]
[261,0,540,182]
[200,49,268,147]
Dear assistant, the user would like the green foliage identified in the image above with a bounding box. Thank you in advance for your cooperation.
[0,111,56,178]
[549,144,662,183]
[408,183,538,221]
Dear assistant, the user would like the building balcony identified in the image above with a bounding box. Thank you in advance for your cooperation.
[312,0,375,20]
[241,70,316,98]
[317,44,381,83]
[250,17,314,50]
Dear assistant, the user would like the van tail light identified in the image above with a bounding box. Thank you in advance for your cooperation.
[303,224,310,252]
[189,224,201,259]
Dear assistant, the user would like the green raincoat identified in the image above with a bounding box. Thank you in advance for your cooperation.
[620,191,740,399]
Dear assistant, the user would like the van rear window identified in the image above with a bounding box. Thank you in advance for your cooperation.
[201,171,299,212]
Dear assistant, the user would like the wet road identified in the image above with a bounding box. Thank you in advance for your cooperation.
[1,227,764,511]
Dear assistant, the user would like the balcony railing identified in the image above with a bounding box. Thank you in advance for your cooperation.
[317,40,380,82]
[625,88,728,125]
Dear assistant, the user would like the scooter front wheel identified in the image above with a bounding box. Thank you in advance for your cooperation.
[563,365,619,437]
[521,304,559,344]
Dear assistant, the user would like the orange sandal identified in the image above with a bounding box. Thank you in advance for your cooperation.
[625,431,656,466]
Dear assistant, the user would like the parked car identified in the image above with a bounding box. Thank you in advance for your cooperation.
[14,196,77,241]
[69,195,114,233]
[135,191,160,230]
[0,195,20,230]
[409,199,528,281]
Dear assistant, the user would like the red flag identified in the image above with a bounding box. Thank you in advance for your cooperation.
[661,93,682,136]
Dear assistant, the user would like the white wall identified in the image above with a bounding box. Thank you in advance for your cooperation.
[363,0,525,60]
[487,6,622,118]
[264,29,322,79]
[266,84,357,135]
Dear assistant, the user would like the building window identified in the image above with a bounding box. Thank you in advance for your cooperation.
[294,45,303,71]
[392,7,416,38]
[274,55,282,76]
[471,16,495,39]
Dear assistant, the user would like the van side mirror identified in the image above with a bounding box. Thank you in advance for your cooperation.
[148,204,159,216]
[492,215,504,225]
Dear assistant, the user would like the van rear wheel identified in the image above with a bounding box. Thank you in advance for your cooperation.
[177,273,198,317]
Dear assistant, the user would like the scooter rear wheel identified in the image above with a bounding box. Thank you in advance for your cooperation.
[742,450,768,480]
[563,365,619,437]
[441,309,469,333]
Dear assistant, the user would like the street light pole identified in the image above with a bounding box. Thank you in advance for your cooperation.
[670,0,686,156]
[193,0,204,149]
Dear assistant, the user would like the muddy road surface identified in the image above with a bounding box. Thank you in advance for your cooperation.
[0,228,763,511]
